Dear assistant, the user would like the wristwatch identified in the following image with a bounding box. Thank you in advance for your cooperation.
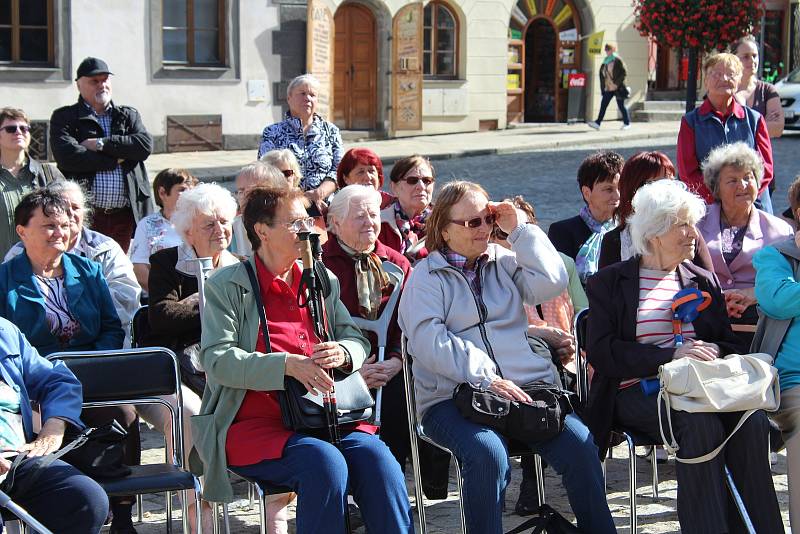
[95,138,105,152]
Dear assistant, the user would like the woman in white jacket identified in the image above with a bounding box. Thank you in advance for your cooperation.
[398,181,615,534]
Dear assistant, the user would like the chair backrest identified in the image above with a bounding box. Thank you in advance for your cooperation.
[573,307,590,402]
[349,261,405,348]
[130,305,151,348]
[47,348,180,403]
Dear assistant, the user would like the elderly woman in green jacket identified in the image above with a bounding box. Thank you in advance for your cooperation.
[189,185,413,534]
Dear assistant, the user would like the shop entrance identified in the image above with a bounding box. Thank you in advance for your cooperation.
[524,19,557,122]
[333,3,377,130]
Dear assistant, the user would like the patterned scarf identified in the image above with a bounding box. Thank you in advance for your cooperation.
[394,201,431,254]
[338,239,391,320]
[444,248,488,296]
[575,205,615,284]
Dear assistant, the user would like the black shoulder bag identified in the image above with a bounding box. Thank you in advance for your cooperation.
[242,261,374,435]
[453,335,574,444]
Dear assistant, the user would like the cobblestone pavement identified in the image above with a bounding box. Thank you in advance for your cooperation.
[128,426,790,533]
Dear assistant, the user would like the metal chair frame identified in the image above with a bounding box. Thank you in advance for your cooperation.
[402,337,545,534]
[47,348,202,534]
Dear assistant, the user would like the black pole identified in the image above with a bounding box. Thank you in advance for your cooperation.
[686,47,699,113]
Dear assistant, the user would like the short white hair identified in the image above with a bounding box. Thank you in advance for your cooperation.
[702,142,764,199]
[327,185,382,233]
[171,183,238,240]
[287,74,321,96]
[628,180,706,256]
[260,149,302,187]
[237,161,287,189]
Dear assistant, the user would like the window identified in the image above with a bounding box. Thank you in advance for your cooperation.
[0,0,53,65]
[423,1,457,79]
[162,0,225,66]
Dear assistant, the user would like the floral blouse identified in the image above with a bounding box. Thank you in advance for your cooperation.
[257,111,343,191]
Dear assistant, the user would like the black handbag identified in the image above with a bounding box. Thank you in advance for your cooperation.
[58,420,131,479]
[243,260,374,434]
[505,504,582,534]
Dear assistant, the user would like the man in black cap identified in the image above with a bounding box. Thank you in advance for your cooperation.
[49,57,155,253]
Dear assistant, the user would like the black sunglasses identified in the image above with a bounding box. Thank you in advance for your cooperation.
[451,213,496,229]
[397,176,435,187]
[2,125,29,134]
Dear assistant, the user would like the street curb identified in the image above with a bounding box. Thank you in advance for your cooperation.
[186,128,679,183]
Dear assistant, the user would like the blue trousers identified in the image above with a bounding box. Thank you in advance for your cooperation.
[231,431,414,534]
[422,400,616,534]
[595,90,630,126]
[1,458,108,534]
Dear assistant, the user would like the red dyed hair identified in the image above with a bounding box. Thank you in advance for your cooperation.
[616,151,676,227]
[336,148,384,189]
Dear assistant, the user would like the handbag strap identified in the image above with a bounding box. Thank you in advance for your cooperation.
[657,386,758,464]
[3,428,90,495]
[242,260,272,353]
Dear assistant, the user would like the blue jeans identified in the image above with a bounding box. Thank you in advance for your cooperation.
[2,458,109,534]
[595,90,630,126]
[755,187,773,215]
[230,431,414,534]
[422,400,615,534]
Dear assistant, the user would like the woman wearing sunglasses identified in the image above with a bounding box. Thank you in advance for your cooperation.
[0,107,63,257]
[399,181,615,534]
[379,155,435,264]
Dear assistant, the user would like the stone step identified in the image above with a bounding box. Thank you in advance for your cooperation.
[633,109,687,122]
[339,130,387,142]
[642,100,703,111]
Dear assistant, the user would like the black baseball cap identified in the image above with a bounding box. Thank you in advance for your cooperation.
[75,57,113,80]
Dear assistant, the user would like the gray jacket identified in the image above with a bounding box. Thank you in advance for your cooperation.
[398,224,568,417]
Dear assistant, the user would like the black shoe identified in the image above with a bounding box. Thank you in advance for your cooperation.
[348,503,364,531]
[421,480,448,500]
[109,500,138,534]
[514,478,540,516]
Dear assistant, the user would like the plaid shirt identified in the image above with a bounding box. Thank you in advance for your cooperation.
[85,102,128,209]
[443,249,488,296]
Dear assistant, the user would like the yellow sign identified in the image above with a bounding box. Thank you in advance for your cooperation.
[587,31,605,56]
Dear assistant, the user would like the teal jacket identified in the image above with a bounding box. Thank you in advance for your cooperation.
[0,251,124,355]
[754,242,800,392]
[189,257,369,503]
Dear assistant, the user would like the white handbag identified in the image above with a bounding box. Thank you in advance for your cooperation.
[657,352,780,463]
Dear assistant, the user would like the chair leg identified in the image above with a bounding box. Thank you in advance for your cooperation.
[650,447,659,500]
[452,456,467,534]
[211,503,220,534]
[534,454,546,506]
[626,434,637,533]
[407,432,429,534]
[166,491,173,534]
[248,483,255,510]
[222,503,231,534]
[180,489,191,534]
[257,487,267,534]
[136,494,144,523]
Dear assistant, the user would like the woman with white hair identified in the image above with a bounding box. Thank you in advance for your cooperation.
[585,179,782,533]
[145,182,239,391]
[697,142,792,336]
[260,148,303,188]
[4,180,141,343]
[257,74,343,212]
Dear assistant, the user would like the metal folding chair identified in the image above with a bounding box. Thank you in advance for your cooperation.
[47,348,202,534]
[402,337,545,534]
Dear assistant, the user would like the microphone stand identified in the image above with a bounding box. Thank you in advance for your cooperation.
[0,489,53,534]
[297,232,352,534]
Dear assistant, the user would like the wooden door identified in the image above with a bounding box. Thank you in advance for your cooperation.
[333,3,377,130]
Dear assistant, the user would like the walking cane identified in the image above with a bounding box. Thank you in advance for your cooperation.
[0,489,53,534]
[297,232,352,534]
[349,262,404,427]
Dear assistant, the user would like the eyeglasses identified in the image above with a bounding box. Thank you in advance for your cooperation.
[2,125,30,134]
[397,175,435,187]
[277,217,316,233]
[281,169,295,178]
[451,213,496,229]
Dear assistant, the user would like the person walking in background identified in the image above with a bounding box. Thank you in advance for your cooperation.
[587,43,631,131]
[50,57,155,253]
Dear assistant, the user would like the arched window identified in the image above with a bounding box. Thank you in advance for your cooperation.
[423,1,458,79]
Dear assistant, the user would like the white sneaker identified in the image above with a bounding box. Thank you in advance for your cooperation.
[587,121,600,130]
[621,124,631,130]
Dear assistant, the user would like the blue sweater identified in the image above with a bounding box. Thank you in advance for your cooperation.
[754,245,800,391]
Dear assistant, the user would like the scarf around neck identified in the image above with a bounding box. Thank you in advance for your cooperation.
[338,239,391,320]
[575,205,615,284]
[394,201,431,254]
[602,52,618,65]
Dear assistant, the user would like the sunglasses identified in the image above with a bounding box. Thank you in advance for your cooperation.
[2,124,30,134]
[451,213,496,229]
[279,217,316,233]
[281,169,295,178]
[397,175,435,187]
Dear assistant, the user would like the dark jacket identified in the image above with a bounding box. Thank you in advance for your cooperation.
[0,252,124,356]
[584,257,743,458]
[321,238,412,358]
[547,215,591,261]
[49,98,155,222]
[146,246,200,351]
[598,225,715,271]
[599,56,627,97]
